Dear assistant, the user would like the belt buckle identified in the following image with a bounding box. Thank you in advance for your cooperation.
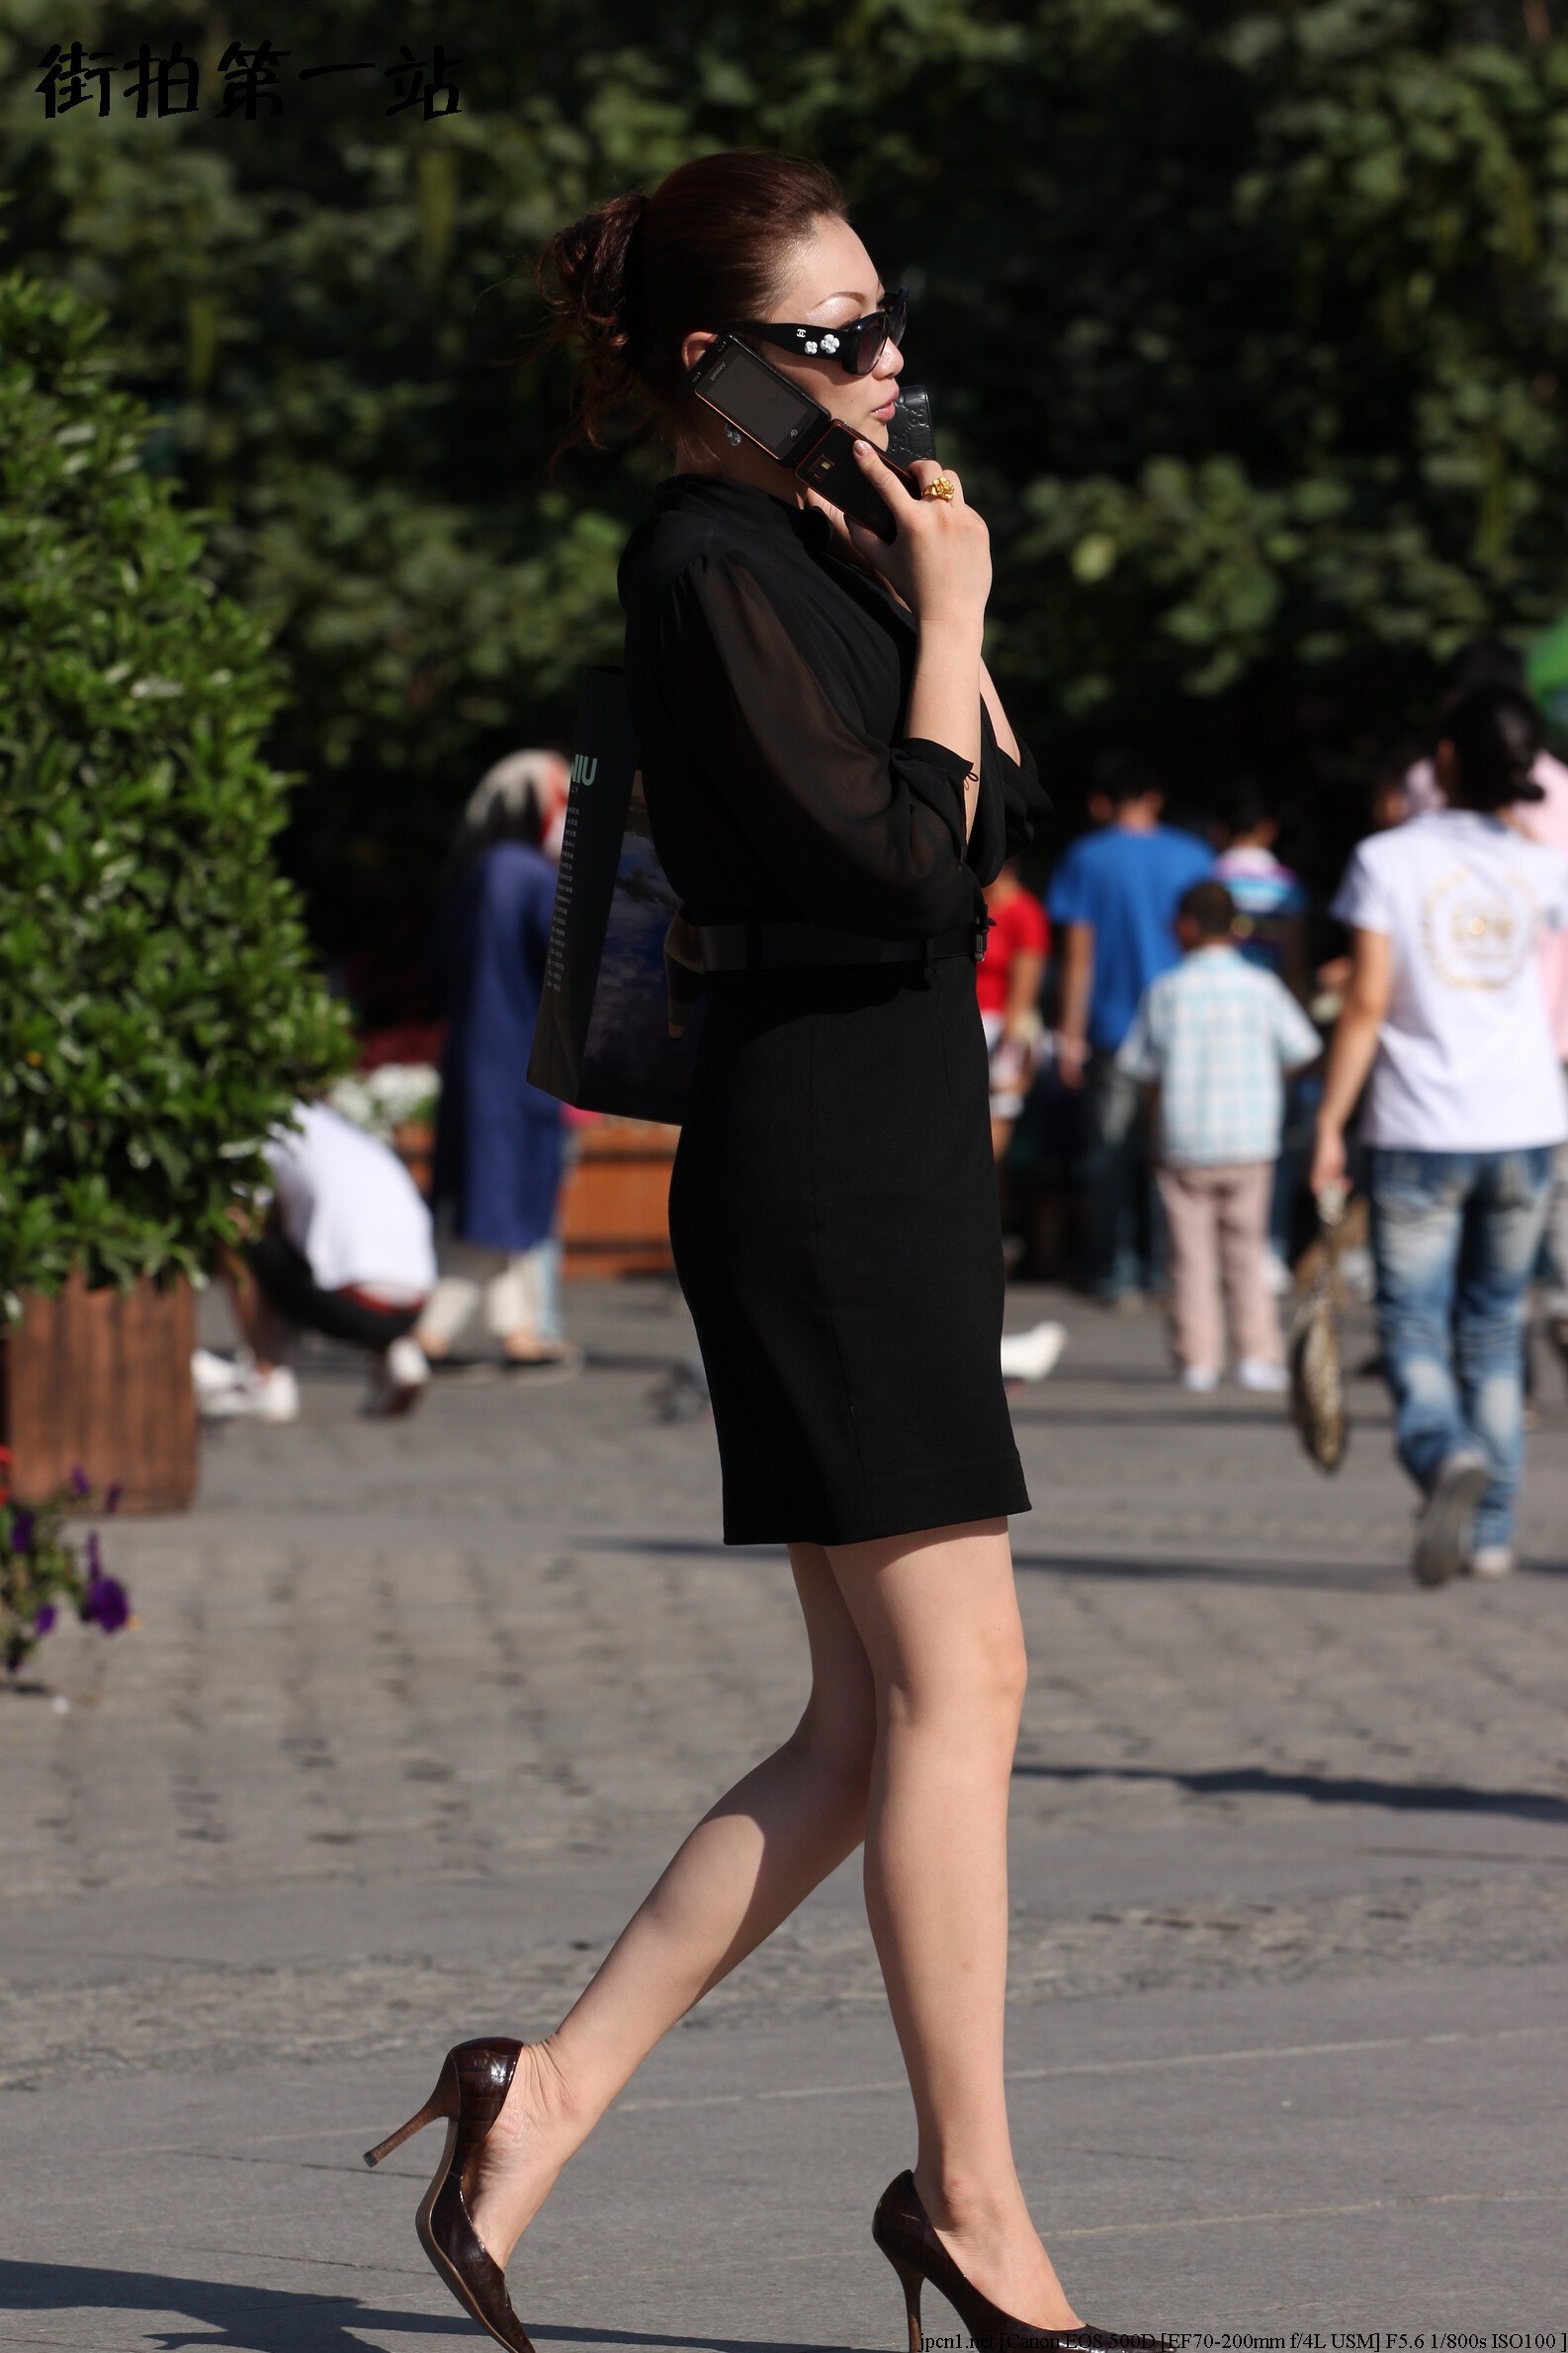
[973,911,994,963]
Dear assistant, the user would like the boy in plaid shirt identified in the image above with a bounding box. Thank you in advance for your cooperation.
[1119,880,1321,1391]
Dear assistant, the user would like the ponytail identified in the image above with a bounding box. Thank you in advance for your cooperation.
[536,190,651,450]
[1441,683,1544,812]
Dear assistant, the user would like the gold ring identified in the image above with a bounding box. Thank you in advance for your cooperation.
[921,475,956,502]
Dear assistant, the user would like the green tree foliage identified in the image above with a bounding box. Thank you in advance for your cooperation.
[989,2,1568,741]
[3,0,1566,966]
[0,272,351,1298]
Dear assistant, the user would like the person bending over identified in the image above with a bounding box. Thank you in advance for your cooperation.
[197,1099,436,1422]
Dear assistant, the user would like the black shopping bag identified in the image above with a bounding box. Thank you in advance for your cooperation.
[527,665,705,1124]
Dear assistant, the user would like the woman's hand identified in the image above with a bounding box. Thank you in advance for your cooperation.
[803,450,991,836]
[836,450,993,631]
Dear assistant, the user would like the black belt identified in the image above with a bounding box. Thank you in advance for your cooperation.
[697,915,989,973]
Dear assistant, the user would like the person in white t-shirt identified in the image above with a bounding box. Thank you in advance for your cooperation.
[1312,685,1568,1585]
[1402,636,1568,1370]
[197,1101,438,1422]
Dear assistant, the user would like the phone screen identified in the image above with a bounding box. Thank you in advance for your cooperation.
[691,343,823,462]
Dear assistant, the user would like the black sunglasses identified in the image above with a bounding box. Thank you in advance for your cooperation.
[737,289,908,378]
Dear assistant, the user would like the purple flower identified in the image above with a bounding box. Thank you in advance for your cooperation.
[68,1463,90,1498]
[11,1508,35,1552]
[86,1530,102,1575]
[81,1572,130,1634]
[33,1604,56,1635]
[104,1482,123,1515]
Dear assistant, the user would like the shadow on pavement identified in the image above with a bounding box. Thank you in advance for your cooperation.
[584,1539,1568,1593]
[0,2261,851,2353]
[538,2332,857,2353]
[0,2261,451,2353]
[584,1535,791,1562]
[1015,1547,1566,1588]
[1004,1404,1391,1430]
[1010,1760,1568,1823]
[1011,1548,1397,1591]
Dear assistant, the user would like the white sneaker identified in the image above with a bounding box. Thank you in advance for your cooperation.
[203,1361,300,1423]
[1468,1544,1515,1579]
[192,1346,249,1401]
[1412,1450,1491,1588]
[1237,1357,1289,1393]
[1263,1249,1293,1297]
[1179,1365,1219,1392]
[999,1321,1068,1383]
[366,1335,430,1416]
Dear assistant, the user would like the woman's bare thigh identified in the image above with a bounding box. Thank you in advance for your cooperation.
[822,1520,1025,1714]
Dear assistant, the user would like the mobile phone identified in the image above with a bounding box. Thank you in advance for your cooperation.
[886,386,935,469]
[687,335,915,542]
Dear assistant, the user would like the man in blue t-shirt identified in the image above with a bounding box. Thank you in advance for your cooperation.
[1049,754,1213,1302]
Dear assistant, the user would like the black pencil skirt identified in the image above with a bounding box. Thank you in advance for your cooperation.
[668,956,1030,1546]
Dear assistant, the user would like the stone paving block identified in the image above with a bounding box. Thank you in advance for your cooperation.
[2,1281,1565,2345]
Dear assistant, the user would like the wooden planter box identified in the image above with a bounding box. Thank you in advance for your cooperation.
[559,1119,679,1280]
[0,1271,198,1513]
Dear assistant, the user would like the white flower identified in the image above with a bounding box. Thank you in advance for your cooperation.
[329,1064,441,1140]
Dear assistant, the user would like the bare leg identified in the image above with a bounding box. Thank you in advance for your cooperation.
[466,1540,876,2262]
[828,1517,1079,2329]
[467,1518,1076,2327]
[491,1247,570,1363]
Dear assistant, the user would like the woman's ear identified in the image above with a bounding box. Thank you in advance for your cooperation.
[680,329,719,376]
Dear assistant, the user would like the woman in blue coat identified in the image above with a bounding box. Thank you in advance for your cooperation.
[419,751,572,1366]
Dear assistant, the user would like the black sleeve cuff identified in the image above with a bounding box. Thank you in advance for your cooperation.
[897,737,974,856]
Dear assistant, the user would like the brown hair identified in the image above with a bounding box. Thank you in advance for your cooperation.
[1178,880,1239,940]
[537,150,845,449]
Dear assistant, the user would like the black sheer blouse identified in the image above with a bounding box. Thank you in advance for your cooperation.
[618,475,1046,940]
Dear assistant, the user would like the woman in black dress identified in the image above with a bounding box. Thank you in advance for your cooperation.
[366,152,1156,2353]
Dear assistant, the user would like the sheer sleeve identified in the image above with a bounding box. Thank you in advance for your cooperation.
[653,552,982,938]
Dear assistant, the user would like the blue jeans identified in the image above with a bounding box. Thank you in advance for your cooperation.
[1082,1051,1160,1299]
[1369,1147,1553,1548]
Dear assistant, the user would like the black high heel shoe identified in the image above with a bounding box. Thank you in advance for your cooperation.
[873,2169,1168,2353]
[365,2038,535,2352]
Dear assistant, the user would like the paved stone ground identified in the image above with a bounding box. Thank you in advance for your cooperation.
[3,1277,1566,2350]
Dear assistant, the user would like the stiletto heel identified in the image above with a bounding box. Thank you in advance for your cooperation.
[367,2038,536,2353]
[887,2247,924,2353]
[872,2168,1168,2353]
[363,2048,460,2167]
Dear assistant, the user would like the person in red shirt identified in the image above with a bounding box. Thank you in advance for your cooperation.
[978,861,1050,1160]
[978,866,1066,1384]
